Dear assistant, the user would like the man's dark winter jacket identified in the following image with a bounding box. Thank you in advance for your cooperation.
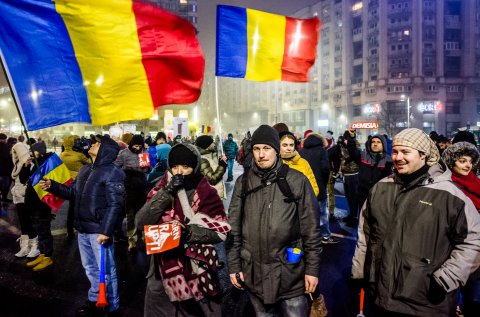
[299,134,330,201]
[348,134,393,207]
[49,137,125,236]
[223,138,238,160]
[352,163,480,317]
[227,158,322,304]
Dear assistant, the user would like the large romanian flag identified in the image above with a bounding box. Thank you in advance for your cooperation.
[215,5,320,82]
[0,0,204,131]
[31,153,73,211]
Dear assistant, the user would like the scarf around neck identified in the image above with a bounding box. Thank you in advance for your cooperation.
[451,171,480,211]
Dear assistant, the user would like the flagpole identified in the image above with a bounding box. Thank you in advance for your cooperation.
[0,50,42,174]
[214,76,224,154]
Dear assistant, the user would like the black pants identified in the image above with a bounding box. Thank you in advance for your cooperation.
[31,205,53,257]
[16,203,36,238]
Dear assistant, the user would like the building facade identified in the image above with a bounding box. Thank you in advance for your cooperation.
[214,0,480,141]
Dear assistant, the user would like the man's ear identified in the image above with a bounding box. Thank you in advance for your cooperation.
[419,152,427,161]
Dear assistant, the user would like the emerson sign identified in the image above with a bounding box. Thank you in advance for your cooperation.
[351,121,379,129]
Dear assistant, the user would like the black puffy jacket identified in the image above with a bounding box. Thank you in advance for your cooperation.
[49,136,125,236]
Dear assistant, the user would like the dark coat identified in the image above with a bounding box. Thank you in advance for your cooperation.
[227,158,322,304]
[348,134,393,207]
[299,134,330,200]
[223,138,238,160]
[49,137,125,236]
[352,163,480,316]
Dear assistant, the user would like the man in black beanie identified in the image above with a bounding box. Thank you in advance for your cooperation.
[227,124,322,317]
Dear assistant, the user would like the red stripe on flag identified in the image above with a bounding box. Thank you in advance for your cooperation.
[281,17,320,82]
[132,1,205,107]
[42,179,73,212]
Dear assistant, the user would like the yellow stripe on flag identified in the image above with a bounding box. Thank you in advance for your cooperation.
[33,164,72,200]
[55,0,154,125]
[245,9,286,81]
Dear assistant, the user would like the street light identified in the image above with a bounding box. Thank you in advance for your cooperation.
[401,95,410,128]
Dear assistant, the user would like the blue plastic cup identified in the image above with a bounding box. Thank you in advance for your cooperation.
[286,247,303,263]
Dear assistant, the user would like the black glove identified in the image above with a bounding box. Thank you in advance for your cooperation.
[164,174,184,195]
[218,157,228,168]
[427,277,446,304]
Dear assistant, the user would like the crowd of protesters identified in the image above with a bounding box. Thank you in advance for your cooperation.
[1,124,480,317]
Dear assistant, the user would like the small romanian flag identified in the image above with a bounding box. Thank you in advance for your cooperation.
[215,5,320,82]
[0,0,204,131]
[31,153,73,212]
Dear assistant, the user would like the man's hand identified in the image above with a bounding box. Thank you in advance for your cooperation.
[39,178,52,190]
[218,155,228,168]
[305,275,318,293]
[230,272,245,289]
[97,234,110,244]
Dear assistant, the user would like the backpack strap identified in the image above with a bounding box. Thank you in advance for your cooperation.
[276,164,297,203]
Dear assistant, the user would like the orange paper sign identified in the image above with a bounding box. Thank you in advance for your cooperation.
[144,223,181,255]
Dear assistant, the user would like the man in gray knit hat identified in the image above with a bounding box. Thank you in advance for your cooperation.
[351,128,480,317]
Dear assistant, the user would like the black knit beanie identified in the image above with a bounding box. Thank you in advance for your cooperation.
[452,131,477,147]
[168,144,197,169]
[195,135,214,150]
[32,142,47,155]
[251,125,280,153]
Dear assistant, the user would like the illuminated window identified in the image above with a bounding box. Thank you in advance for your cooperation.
[179,0,188,4]
[352,2,363,11]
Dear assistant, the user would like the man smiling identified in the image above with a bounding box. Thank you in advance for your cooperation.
[351,128,480,317]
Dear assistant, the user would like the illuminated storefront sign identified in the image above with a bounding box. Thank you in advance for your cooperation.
[351,121,379,129]
[364,103,380,114]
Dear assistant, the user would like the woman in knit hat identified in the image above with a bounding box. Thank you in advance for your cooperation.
[442,141,480,317]
[136,143,230,317]
[279,131,319,197]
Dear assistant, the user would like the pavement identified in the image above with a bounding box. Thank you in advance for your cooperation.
[0,161,362,317]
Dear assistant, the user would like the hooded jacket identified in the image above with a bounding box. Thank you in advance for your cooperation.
[196,146,227,199]
[48,136,125,236]
[10,141,30,204]
[351,162,480,316]
[227,157,322,304]
[299,134,330,200]
[348,134,393,207]
[60,135,90,179]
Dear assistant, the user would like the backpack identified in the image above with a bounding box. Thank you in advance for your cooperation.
[236,146,245,165]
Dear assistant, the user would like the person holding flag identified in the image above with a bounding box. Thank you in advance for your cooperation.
[39,136,125,316]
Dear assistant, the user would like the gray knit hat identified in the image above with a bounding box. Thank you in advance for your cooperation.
[393,128,440,166]
[442,142,479,169]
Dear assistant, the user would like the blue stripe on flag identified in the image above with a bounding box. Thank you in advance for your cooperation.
[215,5,248,78]
[30,153,64,186]
[0,0,91,131]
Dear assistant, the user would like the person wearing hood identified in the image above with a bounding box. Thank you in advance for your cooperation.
[279,131,319,197]
[11,135,41,258]
[40,136,125,316]
[136,143,230,317]
[222,133,238,182]
[442,141,480,317]
[345,132,393,227]
[351,128,480,317]
[61,135,90,239]
[17,141,52,269]
[195,135,228,199]
[299,132,339,244]
[115,134,148,251]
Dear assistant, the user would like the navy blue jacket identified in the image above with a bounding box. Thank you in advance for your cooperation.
[299,134,330,201]
[49,137,125,236]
